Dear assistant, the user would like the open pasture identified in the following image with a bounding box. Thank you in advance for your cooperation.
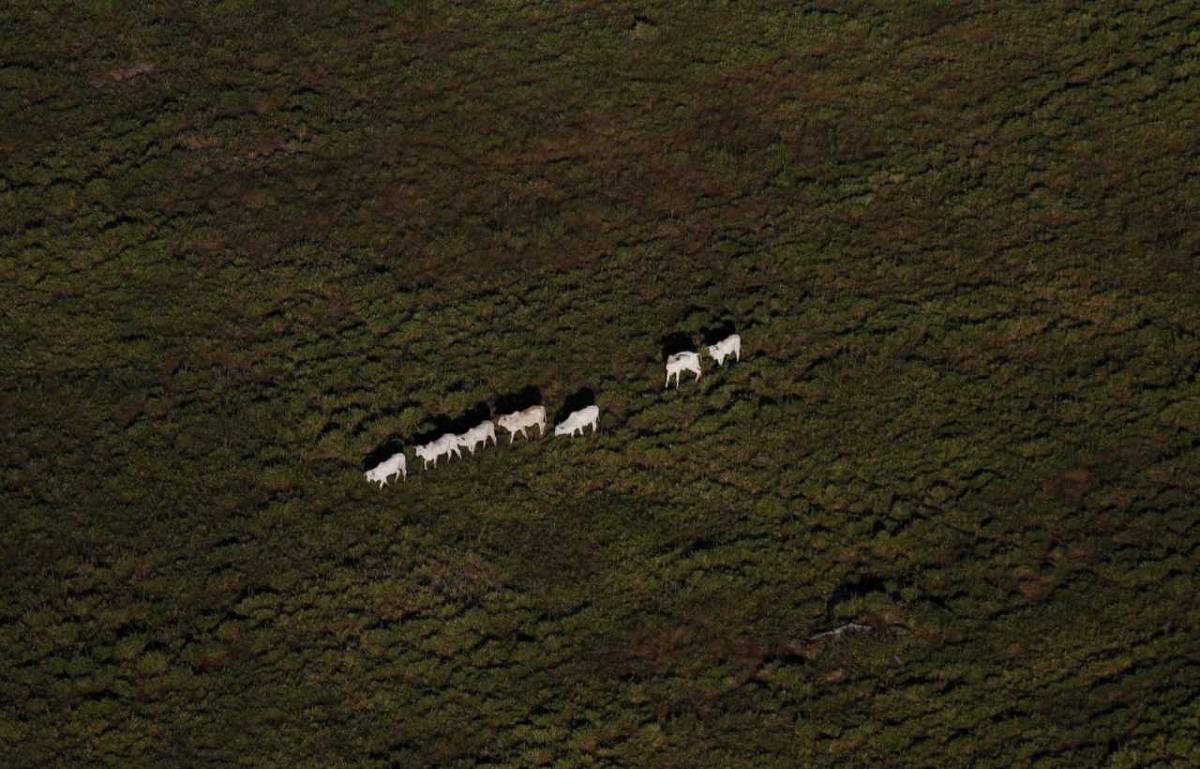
[2,2,1198,767]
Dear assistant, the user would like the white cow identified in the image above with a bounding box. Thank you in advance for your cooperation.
[495,405,547,443]
[554,405,599,437]
[706,333,741,366]
[665,351,702,388]
[364,451,406,487]
[456,420,497,454]
[414,433,461,469]
[436,433,462,462]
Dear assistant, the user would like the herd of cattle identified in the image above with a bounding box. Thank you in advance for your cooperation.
[364,332,742,487]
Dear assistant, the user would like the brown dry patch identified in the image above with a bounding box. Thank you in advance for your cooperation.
[426,552,505,606]
[178,134,220,151]
[617,624,692,678]
[90,61,156,86]
[1055,541,1098,572]
[1014,566,1059,604]
[1043,467,1095,508]
[191,645,237,673]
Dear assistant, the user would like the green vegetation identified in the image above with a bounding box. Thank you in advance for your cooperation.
[3,1,1198,766]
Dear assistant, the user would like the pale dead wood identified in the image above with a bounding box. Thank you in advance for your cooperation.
[809,622,872,641]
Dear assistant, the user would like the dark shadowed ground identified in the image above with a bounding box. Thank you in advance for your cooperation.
[2,1,1199,767]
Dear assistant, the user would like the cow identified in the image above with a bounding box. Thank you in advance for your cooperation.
[414,433,461,469]
[364,451,406,487]
[495,405,547,443]
[436,433,462,461]
[554,405,600,437]
[706,333,741,366]
[665,351,702,388]
[456,420,497,454]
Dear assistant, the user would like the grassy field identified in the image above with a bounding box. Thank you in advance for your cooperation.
[3,1,1199,767]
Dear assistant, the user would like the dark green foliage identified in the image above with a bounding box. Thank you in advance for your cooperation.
[2,1,1199,766]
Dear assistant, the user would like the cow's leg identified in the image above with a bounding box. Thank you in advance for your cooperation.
[665,371,671,388]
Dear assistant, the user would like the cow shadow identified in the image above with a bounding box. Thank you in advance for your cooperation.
[408,401,493,446]
[454,401,493,430]
[554,387,596,425]
[362,436,406,472]
[408,418,458,448]
[493,385,543,416]
[660,331,696,360]
[701,319,738,346]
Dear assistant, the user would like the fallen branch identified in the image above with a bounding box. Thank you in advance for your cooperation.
[809,622,872,641]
